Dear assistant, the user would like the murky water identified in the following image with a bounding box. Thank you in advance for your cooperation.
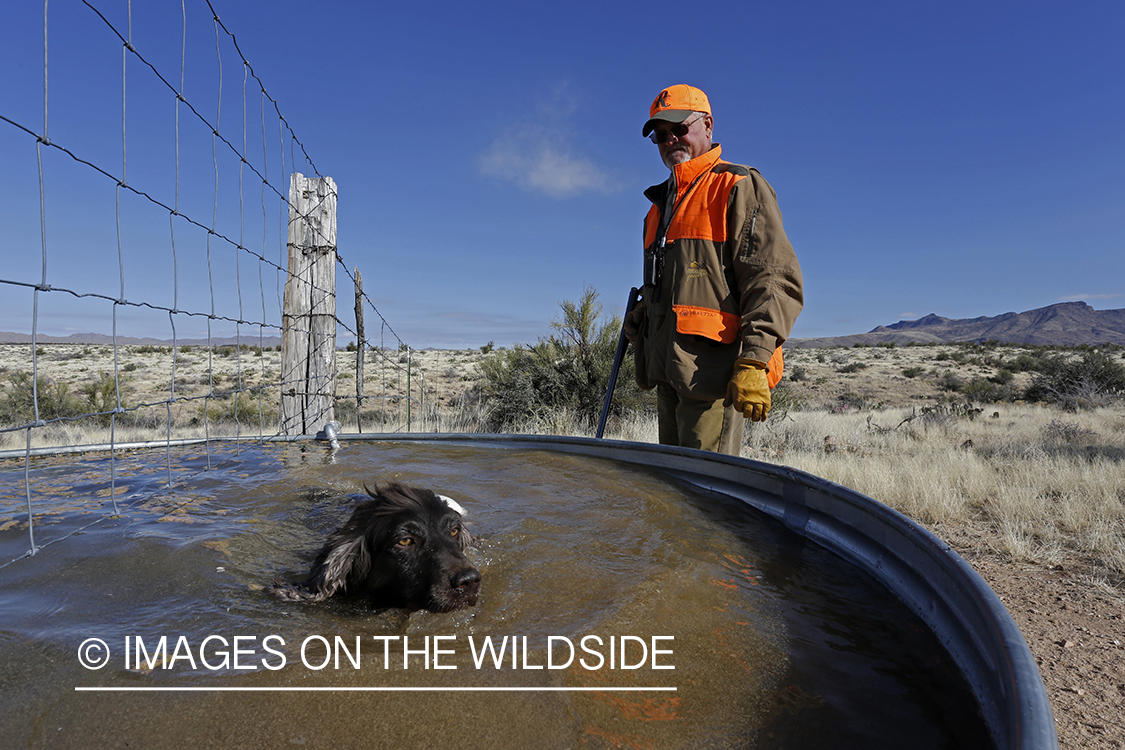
[0,440,992,749]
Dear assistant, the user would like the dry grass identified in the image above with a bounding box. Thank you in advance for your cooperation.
[743,404,1125,578]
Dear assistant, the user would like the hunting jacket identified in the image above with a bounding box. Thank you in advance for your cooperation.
[636,144,803,401]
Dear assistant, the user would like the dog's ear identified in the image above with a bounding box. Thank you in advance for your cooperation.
[437,494,466,516]
[306,526,373,600]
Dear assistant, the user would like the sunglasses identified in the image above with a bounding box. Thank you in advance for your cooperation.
[649,112,705,144]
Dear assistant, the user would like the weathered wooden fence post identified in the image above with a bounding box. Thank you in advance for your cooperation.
[280,172,338,436]
[354,267,365,433]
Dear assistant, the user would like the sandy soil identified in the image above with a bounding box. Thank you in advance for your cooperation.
[2,341,1123,747]
[961,550,1125,748]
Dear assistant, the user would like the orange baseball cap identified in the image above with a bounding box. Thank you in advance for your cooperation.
[642,84,712,137]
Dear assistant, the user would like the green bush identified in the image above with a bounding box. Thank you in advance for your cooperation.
[938,371,964,392]
[82,373,125,425]
[474,287,650,432]
[960,377,1018,403]
[0,372,85,425]
[990,368,1015,385]
[1005,353,1041,373]
[201,390,275,425]
[1024,350,1125,408]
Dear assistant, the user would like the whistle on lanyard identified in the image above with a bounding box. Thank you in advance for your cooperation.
[643,241,666,302]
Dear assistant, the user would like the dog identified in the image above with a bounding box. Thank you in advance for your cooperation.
[267,482,480,612]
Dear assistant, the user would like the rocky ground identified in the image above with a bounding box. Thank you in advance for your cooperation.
[965,553,1125,749]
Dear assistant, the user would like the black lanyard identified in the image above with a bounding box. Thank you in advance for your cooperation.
[646,168,710,301]
[656,168,709,249]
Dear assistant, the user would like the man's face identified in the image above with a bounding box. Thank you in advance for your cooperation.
[653,112,713,170]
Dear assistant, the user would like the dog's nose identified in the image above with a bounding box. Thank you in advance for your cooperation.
[452,568,481,591]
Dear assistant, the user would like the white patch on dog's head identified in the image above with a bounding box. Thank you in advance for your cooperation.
[438,494,466,516]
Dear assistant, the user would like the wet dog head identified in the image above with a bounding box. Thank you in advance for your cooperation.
[269,482,480,612]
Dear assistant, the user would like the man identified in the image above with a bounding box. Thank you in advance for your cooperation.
[625,84,803,455]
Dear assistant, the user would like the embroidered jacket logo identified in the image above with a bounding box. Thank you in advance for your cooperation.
[686,260,708,278]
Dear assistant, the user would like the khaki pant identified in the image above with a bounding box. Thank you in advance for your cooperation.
[656,383,744,456]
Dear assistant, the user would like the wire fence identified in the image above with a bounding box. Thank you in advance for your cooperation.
[0,0,458,564]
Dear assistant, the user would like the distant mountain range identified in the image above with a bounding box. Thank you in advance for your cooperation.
[0,332,283,348]
[792,301,1125,348]
[3,301,1123,349]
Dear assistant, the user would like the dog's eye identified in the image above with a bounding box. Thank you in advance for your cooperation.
[396,537,414,547]
[450,528,459,538]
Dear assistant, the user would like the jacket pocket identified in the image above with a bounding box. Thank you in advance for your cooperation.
[672,304,740,344]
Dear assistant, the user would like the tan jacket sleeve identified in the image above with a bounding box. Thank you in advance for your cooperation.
[729,171,804,364]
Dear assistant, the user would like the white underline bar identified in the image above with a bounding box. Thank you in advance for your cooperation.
[75,686,676,692]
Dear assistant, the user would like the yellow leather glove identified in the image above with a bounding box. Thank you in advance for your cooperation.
[723,358,771,422]
[623,301,646,344]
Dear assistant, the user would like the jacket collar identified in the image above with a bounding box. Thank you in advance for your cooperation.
[645,144,724,205]
[670,143,723,192]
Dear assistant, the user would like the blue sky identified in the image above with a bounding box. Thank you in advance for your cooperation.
[2,0,1122,349]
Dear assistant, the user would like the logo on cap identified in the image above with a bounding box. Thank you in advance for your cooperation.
[655,90,670,110]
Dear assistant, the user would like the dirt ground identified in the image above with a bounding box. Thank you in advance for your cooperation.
[953,545,1125,748]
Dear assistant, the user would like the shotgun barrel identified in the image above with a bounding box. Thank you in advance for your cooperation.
[596,287,642,439]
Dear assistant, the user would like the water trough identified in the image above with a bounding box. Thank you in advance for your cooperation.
[0,431,1057,749]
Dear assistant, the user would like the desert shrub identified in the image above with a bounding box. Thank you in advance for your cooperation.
[0,372,85,425]
[835,391,867,411]
[474,287,650,432]
[1041,419,1098,445]
[1024,350,1125,409]
[837,361,867,373]
[764,383,803,423]
[333,397,358,425]
[960,377,1018,403]
[201,390,275,425]
[82,373,125,424]
[990,368,1015,384]
[937,371,964,392]
[1004,353,1040,373]
[902,366,924,378]
[788,365,809,382]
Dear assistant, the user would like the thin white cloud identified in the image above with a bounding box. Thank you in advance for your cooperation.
[478,90,616,198]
